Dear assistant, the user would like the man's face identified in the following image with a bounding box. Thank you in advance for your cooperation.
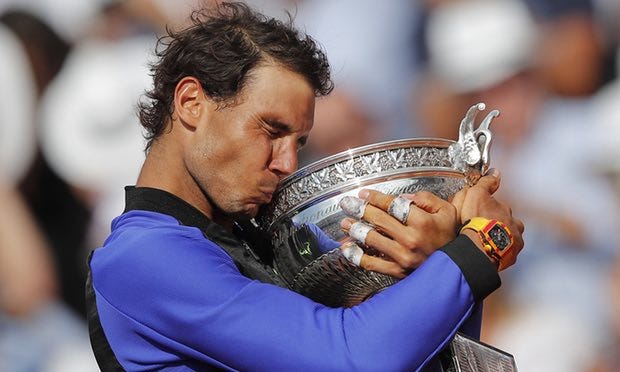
[187,64,315,220]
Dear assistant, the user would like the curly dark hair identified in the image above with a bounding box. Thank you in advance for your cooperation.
[138,1,333,149]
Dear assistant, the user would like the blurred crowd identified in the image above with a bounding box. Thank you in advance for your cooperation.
[1,0,619,371]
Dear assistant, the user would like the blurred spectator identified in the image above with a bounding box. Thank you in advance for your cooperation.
[414,0,620,370]
[0,181,97,371]
[300,0,421,142]
[0,9,93,318]
[1,2,208,370]
[0,0,105,42]
[0,9,99,371]
[523,0,608,97]
[0,21,37,185]
[37,1,208,251]
[39,31,153,249]
[413,0,537,141]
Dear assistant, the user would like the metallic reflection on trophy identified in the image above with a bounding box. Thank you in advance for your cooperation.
[256,103,517,371]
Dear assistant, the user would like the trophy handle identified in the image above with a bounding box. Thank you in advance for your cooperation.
[450,102,500,175]
[439,332,518,371]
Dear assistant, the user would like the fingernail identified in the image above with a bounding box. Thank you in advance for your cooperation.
[340,218,352,229]
[358,189,370,200]
[487,168,500,178]
[339,196,367,219]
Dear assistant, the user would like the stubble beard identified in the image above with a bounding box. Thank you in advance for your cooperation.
[204,185,259,224]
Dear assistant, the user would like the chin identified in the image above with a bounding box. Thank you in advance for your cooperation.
[233,204,260,220]
[247,205,260,219]
[228,197,267,221]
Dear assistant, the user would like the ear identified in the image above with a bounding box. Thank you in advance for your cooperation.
[173,76,208,129]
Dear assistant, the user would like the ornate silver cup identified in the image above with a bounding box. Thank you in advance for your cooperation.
[256,102,500,307]
[257,102,516,371]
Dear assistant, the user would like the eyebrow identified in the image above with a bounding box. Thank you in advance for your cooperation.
[265,119,293,133]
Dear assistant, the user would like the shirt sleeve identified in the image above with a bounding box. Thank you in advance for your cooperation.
[306,222,342,253]
[91,228,499,371]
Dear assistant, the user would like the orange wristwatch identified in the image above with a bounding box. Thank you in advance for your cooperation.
[460,217,514,271]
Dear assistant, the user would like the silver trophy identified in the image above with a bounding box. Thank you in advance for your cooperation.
[256,103,517,371]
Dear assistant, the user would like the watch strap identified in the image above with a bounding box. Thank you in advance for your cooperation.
[460,217,511,269]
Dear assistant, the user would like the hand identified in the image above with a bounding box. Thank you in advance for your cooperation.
[451,169,525,270]
[339,189,457,278]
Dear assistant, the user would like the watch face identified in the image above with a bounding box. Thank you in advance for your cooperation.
[488,225,512,251]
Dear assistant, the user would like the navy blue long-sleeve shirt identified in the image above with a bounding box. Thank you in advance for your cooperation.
[87,187,500,371]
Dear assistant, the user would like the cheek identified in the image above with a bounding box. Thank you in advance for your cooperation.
[249,134,274,164]
[216,135,273,180]
[185,133,228,189]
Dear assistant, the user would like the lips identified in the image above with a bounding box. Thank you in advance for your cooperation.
[254,187,274,204]
[259,178,279,203]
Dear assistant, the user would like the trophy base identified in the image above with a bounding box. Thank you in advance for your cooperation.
[439,332,517,372]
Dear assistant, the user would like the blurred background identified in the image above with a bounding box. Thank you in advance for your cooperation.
[0,0,619,370]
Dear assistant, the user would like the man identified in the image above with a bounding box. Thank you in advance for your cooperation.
[87,2,524,371]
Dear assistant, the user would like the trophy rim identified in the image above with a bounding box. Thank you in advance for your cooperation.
[256,137,466,231]
[273,168,466,230]
[282,137,456,188]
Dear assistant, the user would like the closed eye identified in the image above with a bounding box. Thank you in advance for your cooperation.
[297,136,308,150]
[263,118,308,151]
[263,119,288,138]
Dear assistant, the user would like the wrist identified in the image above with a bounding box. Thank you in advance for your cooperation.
[460,217,514,271]
[459,229,500,269]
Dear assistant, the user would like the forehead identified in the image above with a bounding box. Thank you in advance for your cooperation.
[237,64,315,126]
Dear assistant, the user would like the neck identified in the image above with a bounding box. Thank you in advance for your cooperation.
[136,138,219,226]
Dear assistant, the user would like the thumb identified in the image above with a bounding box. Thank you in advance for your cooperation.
[450,188,468,223]
[474,168,501,194]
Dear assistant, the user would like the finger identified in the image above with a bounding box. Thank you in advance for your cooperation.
[339,196,368,219]
[399,193,456,238]
[358,192,450,247]
[474,169,501,194]
[340,218,425,269]
[340,242,363,266]
[358,202,409,235]
[339,247,408,278]
[360,254,408,279]
[449,188,468,224]
[358,189,395,211]
[402,191,451,214]
[387,196,413,224]
[362,228,426,271]
[360,190,419,226]
[355,189,415,227]
[340,194,407,227]
[345,220,374,244]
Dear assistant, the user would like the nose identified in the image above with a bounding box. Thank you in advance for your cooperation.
[269,139,298,178]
